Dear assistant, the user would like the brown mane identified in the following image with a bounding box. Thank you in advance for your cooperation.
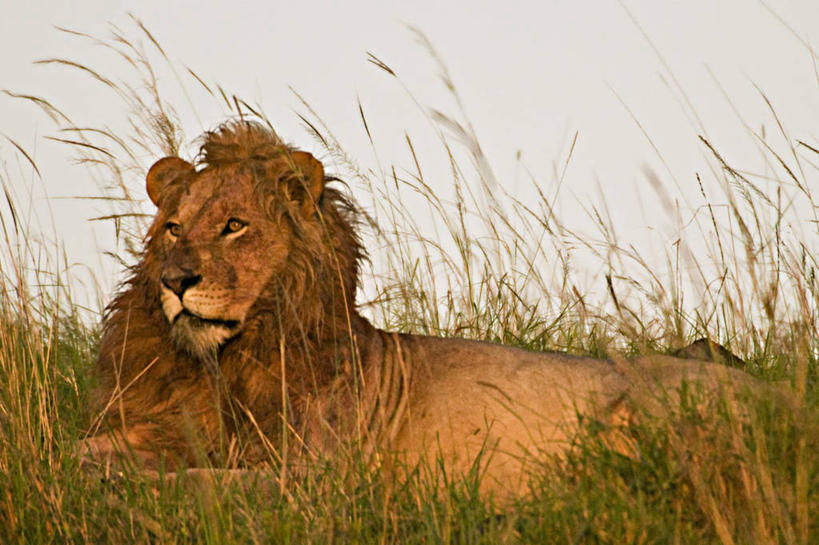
[92,121,371,466]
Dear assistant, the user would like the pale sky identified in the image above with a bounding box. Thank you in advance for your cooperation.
[2,0,818,313]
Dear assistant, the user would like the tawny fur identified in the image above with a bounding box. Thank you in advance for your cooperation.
[85,121,762,497]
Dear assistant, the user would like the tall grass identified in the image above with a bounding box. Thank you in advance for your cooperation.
[0,17,817,543]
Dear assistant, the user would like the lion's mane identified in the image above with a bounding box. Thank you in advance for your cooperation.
[92,122,372,466]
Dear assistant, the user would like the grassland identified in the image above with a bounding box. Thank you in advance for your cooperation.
[1,22,818,544]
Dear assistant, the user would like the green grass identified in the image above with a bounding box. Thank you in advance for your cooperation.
[1,18,818,544]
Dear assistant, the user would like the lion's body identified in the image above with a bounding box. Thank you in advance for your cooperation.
[306,332,755,496]
[85,122,760,497]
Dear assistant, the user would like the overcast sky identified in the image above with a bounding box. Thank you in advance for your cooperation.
[2,0,818,310]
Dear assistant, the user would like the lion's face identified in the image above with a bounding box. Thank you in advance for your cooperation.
[158,168,289,359]
[144,145,324,361]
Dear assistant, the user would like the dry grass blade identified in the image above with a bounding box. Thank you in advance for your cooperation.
[44,136,116,159]
[130,13,168,60]
[3,138,41,179]
[1,184,20,236]
[2,90,72,124]
[796,140,819,156]
[35,58,116,88]
[366,52,396,77]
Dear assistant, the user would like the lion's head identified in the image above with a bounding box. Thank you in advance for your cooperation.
[116,121,365,365]
[145,125,332,360]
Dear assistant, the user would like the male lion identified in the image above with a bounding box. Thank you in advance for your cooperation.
[84,121,759,497]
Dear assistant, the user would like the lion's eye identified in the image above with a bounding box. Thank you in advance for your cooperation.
[223,218,247,235]
[166,222,182,238]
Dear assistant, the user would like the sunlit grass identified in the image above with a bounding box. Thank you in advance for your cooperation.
[0,17,817,544]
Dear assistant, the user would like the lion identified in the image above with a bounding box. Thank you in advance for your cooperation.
[83,121,762,497]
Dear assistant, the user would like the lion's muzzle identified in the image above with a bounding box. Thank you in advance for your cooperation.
[160,283,242,360]
[161,263,202,298]
[159,259,245,360]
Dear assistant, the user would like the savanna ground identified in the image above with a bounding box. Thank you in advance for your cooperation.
[1,21,818,544]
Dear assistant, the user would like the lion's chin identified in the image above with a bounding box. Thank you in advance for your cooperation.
[169,312,241,362]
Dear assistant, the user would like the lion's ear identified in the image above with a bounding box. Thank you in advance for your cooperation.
[146,157,194,206]
[289,151,325,217]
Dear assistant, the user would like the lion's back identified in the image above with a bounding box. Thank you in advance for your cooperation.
[373,335,763,497]
[381,335,628,494]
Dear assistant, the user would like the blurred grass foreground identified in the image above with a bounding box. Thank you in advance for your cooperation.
[1,20,818,544]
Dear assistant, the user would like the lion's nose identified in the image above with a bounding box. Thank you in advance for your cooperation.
[161,266,202,298]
